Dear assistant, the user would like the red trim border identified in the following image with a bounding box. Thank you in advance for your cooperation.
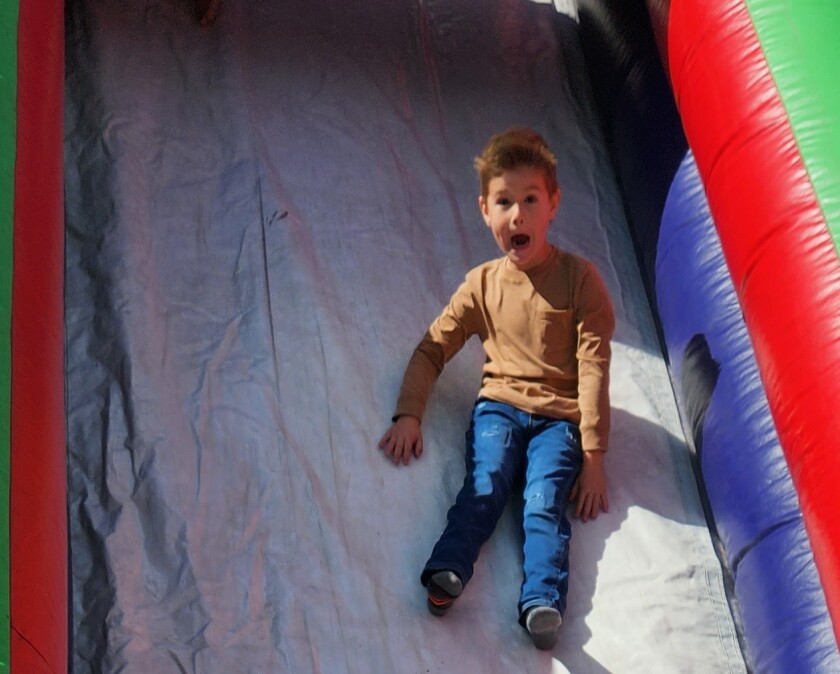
[11,1,68,671]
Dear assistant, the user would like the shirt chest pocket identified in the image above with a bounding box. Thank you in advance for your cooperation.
[537,309,576,366]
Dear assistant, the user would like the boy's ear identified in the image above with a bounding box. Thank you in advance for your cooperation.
[550,187,561,216]
[478,195,491,225]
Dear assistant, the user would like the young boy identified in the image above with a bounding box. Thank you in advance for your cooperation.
[378,128,614,650]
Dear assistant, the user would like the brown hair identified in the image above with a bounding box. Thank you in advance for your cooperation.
[474,127,558,198]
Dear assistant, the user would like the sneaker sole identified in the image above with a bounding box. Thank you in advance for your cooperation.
[426,571,462,617]
[526,607,562,650]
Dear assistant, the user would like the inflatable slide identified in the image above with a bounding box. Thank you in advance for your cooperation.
[2,0,839,671]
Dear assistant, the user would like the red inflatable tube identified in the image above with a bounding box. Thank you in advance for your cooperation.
[668,0,840,641]
[11,0,68,671]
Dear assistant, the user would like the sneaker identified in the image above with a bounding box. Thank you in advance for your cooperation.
[426,570,463,616]
[524,606,562,650]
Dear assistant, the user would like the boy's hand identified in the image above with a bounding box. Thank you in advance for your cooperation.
[571,450,608,522]
[378,415,423,466]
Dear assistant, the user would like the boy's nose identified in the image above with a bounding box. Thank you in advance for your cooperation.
[511,204,524,225]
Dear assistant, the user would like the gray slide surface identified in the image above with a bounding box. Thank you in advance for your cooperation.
[65,1,746,671]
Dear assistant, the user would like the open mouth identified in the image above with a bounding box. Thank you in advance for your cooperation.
[511,234,530,250]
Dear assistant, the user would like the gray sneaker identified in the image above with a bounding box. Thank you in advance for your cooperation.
[525,606,562,650]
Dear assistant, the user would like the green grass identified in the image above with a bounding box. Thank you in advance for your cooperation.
[0,0,17,669]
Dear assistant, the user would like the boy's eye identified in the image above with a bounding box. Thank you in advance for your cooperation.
[496,197,511,206]
[525,194,538,204]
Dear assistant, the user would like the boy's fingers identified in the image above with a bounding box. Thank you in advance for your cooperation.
[578,493,610,521]
[577,492,598,521]
[397,439,408,464]
[379,427,396,452]
[574,493,585,519]
[381,431,423,465]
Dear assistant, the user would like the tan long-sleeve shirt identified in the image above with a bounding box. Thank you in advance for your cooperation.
[394,246,614,452]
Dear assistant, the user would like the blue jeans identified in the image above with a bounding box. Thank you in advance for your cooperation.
[421,399,582,621]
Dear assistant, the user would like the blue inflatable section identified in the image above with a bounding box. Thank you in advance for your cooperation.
[657,153,839,673]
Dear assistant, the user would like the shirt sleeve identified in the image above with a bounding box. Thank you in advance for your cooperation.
[575,261,615,452]
[393,273,483,421]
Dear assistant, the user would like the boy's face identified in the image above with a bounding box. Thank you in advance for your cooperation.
[479,166,560,271]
